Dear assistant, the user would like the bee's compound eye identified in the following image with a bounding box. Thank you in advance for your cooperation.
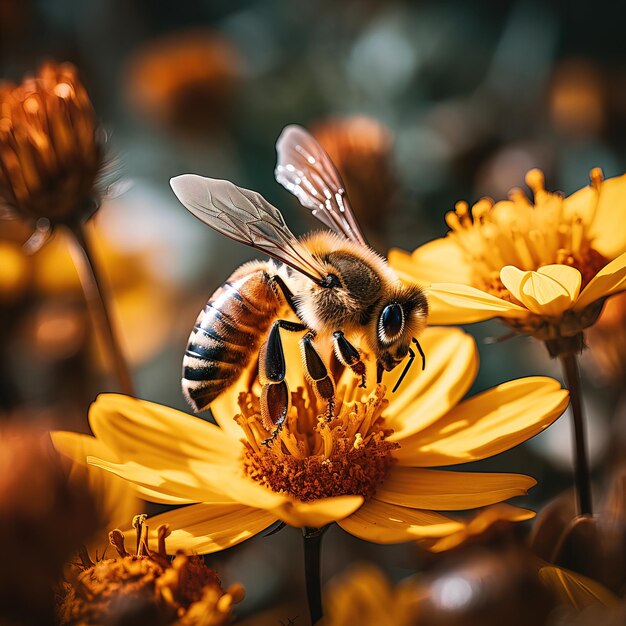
[379,304,404,343]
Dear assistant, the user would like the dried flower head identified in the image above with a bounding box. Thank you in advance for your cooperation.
[0,62,104,224]
[58,514,244,626]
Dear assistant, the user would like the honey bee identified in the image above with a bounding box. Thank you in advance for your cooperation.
[170,125,428,443]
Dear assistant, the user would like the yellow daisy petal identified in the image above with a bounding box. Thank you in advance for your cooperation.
[140,503,277,554]
[499,265,526,303]
[589,172,626,258]
[389,237,473,285]
[375,468,536,510]
[89,394,238,468]
[537,265,582,301]
[538,566,619,610]
[273,495,364,528]
[338,499,463,544]
[518,270,574,316]
[427,283,527,324]
[575,250,626,310]
[396,377,568,466]
[52,431,140,542]
[206,383,245,441]
[385,328,478,440]
[427,504,536,552]
[87,455,232,504]
[187,459,288,510]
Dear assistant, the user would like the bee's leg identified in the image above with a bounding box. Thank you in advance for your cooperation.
[332,331,366,388]
[259,319,308,445]
[301,332,336,421]
[270,275,300,317]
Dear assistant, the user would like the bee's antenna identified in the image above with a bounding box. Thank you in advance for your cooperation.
[392,347,415,393]
[412,337,426,370]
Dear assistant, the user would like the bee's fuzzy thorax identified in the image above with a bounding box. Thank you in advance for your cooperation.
[293,231,402,337]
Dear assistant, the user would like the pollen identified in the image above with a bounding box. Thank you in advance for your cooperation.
[445,168,609,303]
[236,383,398,502]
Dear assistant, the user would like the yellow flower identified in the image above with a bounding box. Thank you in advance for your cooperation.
[390,169,626,353]
[0,62,104,224]
[53,327,568,553]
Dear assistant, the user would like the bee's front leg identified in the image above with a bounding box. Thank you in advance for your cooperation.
[332,331,366,388]
[259,319,308,446]
[301,332,336,421]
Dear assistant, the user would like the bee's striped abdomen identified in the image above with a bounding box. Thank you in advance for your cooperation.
[182,262,282,412]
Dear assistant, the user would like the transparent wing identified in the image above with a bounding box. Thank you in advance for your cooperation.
[275,124,368,246]
[170,174,327,283]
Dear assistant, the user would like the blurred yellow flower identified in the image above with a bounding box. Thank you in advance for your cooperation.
[390,169,626,354]
[55,328,566,553]
[424,503,535,553]
[0,62,103,224]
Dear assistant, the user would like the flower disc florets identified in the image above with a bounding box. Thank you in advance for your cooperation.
[237,383,398,502]
[58,515,244,626]
[446,168,609,303]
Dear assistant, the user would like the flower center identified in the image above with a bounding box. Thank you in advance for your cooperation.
[236,383,398,502]
[445,168,609,302]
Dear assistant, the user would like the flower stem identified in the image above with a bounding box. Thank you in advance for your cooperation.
[68,221,135,396]
[302,526,327,625]
[559,353,592,516]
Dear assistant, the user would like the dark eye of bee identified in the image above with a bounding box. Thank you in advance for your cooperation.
[379,304,404,343]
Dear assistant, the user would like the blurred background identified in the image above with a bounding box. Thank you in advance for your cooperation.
[2,0,626,621]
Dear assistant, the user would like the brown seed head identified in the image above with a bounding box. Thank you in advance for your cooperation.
[0,62,104,223]
[58,516,243,626]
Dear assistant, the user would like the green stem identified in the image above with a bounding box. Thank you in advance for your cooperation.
[559,353,592,516]
[303,527,326,625]
[68,221,135,396]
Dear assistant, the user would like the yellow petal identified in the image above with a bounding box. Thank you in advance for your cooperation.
[499,265,526,303]
[273,495,364,528]
[588,172,626,258]
[138,503,277,554]
[396,377,569,466]
[87,456,232,504]
[537,265,582,301]
[389,237,474,285]
[187,459,289,510]
[427,504,536,552]
[538,566,619,609]
[206,383,245,441]
[338,499,463,544]
[575,250,626,310]
[375,468,536,510]
[52,431,141,543]
[385,328,478,440]
[88,394,238,470]
[427,283,527,325]
[518,270,574,316]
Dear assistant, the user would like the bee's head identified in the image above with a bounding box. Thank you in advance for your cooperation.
[371,285,428,379]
